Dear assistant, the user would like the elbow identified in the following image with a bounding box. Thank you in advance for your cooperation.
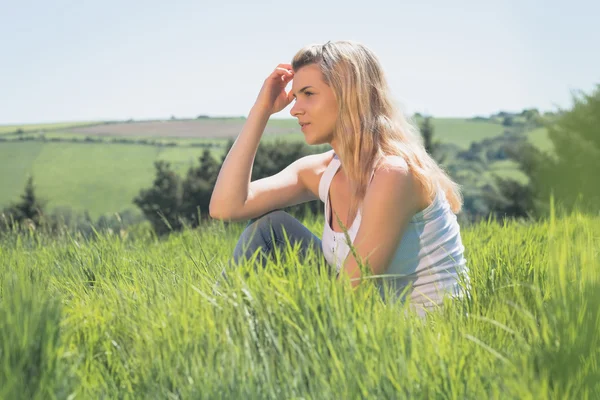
[209,201,226,220]
[209,199,236,221]
[208,195,221,219]
[208,190,224,220]
[209,210,228,221]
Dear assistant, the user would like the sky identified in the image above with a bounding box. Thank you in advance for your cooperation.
[1,0,598,125]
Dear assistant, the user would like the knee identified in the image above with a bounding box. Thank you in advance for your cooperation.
[246,210,295,243]
[240,210,288,240]
[251,210,290,230]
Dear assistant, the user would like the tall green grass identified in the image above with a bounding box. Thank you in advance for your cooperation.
[1,209,598,398]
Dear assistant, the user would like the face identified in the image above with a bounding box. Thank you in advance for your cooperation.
[289,64,338,146]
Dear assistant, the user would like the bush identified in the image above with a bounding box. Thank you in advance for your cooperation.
[134,139,330,234]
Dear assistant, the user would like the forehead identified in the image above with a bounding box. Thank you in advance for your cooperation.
[292,64,325,88]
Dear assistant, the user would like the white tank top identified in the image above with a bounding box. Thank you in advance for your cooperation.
[318,153,470,312]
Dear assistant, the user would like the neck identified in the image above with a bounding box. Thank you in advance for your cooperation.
[330,138,342,162]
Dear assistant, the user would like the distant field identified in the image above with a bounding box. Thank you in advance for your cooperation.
[487,159,528,184]
[0,117,543,217]
[527,127,553,153]
[66,118,300,139]
[57,117,505,149]
[0,121,102,135]
[0,142,219,218]
[429,118,504,148]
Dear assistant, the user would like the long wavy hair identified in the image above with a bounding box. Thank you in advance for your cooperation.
[291,40,463,223]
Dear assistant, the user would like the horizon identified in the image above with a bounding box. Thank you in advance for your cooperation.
[0,106,564,127]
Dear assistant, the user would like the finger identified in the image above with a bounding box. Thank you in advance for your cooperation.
[273,67,293,77]
[277,63,293,69]
[286,89,295,104]
[270,68,294,82]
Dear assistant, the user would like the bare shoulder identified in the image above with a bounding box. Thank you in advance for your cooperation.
[294,148,334,174]
[370,154,429,211]
[371,156,412,189]
[376,154,409,173]
[295,149,335,198]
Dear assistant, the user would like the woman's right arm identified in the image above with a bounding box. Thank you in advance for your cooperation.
[208,104,270,219]
[209,63,319,221]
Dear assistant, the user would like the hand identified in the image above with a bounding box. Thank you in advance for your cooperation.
[254,63,295,116]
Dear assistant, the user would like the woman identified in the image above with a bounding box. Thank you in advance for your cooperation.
[210,40,470,315]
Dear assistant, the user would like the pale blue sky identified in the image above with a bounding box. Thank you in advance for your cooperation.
[1,0,598,124]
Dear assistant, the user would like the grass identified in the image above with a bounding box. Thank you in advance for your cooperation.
[0,209,598,398]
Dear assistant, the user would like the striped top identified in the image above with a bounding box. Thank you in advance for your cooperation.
[318,152,470,315]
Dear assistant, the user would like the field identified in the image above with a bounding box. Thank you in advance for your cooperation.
[64,118,299,139]
[0,121,102,136]
[0,142,219,218]
[1,210,598,398]
[0,118,550,217]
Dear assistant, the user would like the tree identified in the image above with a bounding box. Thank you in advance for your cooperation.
[1,176,46,229]
[483,176,534,220]
[17,176,45,221]
[180,149,222,225]
[133,134,338,235]
[504,85,600,216]
[419,116,446,164]
[420,116,434,155]
[537,86,600,213]
[521,108,540,121]
[133,161,183,235]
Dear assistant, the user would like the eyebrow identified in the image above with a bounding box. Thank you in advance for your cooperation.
[292,86,314,98]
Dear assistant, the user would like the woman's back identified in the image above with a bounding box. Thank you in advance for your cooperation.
[378,182,470,312]
[318,153,470,315]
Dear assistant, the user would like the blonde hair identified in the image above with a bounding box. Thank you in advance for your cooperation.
[291,40,462,223]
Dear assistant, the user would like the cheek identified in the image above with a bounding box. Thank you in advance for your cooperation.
[324,99,338,122]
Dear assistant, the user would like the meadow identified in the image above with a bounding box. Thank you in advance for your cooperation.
[0,121,102,136]
[1,209,598,398]
[0,141,220,218]
[0,117,550,218]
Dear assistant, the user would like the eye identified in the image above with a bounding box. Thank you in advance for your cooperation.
[305,91,313,97]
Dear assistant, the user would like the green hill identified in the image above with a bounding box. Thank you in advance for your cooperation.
[0,117,535,217]
[0,121,102,136]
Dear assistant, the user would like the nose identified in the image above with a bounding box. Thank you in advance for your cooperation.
[290,100,302,118]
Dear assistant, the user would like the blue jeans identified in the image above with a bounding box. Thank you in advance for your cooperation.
[215,211,459,318]
[219,210,333,284]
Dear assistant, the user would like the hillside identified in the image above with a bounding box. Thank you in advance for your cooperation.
[0,117,549,218]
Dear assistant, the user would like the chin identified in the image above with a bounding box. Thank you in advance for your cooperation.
[302,133,315,145]
[304,134,324,146]
[304,137,322,146]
